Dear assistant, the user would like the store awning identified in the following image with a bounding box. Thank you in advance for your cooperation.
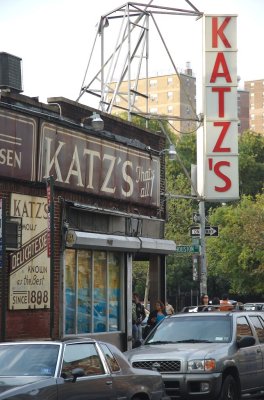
[65,230,176,254]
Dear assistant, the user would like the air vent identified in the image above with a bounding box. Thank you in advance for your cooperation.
[0,52,23,93]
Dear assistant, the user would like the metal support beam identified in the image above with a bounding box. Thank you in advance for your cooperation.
[199,200,207,295]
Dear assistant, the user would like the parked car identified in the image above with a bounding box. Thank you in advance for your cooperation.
[244,302,264,311]
[124,311,264,400]
[0,338,169,400]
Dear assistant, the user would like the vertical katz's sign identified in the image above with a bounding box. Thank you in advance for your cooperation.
[9,194,50,310]
[197,15,239,201]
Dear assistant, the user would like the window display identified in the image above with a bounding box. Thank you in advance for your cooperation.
[65,249,122,335]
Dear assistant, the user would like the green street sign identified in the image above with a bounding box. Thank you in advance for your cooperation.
[192,238,201,246]
[175,245,200,254]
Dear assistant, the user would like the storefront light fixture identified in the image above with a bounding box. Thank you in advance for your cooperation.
[81,112,104,131]
[160,144,177,161]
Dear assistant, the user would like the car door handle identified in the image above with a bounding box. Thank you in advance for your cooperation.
[106,380,113,385]
[257,348,261,353]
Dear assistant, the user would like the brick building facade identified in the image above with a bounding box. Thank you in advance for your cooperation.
[0,91,175,350]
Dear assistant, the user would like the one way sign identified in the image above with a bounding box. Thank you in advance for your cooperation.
[190,226,219,237]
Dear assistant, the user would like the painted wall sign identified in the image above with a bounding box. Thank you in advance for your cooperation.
[38,123,160,207]
[0,110,36,181]
[197,15,239,201]
[9,194,50,310]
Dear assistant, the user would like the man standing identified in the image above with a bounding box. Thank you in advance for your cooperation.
[220,294,233,311]
[132,293,146,346]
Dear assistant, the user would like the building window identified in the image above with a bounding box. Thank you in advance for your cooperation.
[115,96,120,103]
[251,82,255,87]
[167,77,173,85]
[167,91,173,99]
[150,107,158,114]
[168,105,173,113]
[149,79,157,87]
[251,114,255,120]
[251,93,254,97]
[64,249,122,335]
[150,93,158,102]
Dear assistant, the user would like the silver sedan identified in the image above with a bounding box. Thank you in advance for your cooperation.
[0,338,169,400]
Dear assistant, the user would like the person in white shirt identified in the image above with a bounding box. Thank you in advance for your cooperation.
[166,301,175,315]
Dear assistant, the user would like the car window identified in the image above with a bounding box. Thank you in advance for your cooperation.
[236,317,253,340]
[249,316,264,343]
[146,316,231,343]
[100,343,121,372]
[0,344,59,376]
[61,343,105,378]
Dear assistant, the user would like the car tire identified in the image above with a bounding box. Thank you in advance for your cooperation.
[219,375,239,400]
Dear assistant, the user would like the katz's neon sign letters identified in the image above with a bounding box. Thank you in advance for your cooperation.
[198,14,239,201]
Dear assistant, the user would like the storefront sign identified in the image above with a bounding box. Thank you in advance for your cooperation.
[9,194,50,310]
[197,15,239,201]
[38,123,160,207]
[0,110,36,181]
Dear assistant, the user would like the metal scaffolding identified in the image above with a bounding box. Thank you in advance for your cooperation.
[77,1,202,123]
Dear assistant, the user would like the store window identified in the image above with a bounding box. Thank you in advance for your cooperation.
[65,249,122,335]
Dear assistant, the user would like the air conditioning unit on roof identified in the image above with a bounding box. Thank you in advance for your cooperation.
[0,52,23,93]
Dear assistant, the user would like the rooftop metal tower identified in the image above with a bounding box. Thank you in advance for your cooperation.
[77,1,202,124]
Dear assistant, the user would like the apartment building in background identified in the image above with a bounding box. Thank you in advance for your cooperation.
[107,66,197,135]
[237,88,250,134]
[245,79,264,134]
[107,69,252,136]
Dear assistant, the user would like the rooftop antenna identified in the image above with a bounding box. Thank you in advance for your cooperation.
[77,1,202,125]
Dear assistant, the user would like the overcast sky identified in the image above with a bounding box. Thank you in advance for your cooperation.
[1,0,263,106]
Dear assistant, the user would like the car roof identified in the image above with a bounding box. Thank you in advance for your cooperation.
[171,310,264,318]
[172,312,232,317]
[0,337,97,346]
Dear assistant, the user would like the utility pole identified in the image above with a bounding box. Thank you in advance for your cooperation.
[199,200,207,295]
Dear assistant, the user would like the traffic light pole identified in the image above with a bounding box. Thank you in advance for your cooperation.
[199,199,207,295]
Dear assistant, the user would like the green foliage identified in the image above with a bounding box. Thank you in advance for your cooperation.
[207,193,264,295]
[132,261,149,297]
[239,131,264,196]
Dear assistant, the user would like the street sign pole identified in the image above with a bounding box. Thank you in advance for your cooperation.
[199,200,207,295]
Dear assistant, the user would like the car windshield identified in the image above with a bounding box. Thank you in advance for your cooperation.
[145,316,232,344]
[0,344,60,376]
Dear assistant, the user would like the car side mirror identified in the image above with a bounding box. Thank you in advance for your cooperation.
[237,335,255,349]
[71,368,85,382]
[133,340,142,348]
